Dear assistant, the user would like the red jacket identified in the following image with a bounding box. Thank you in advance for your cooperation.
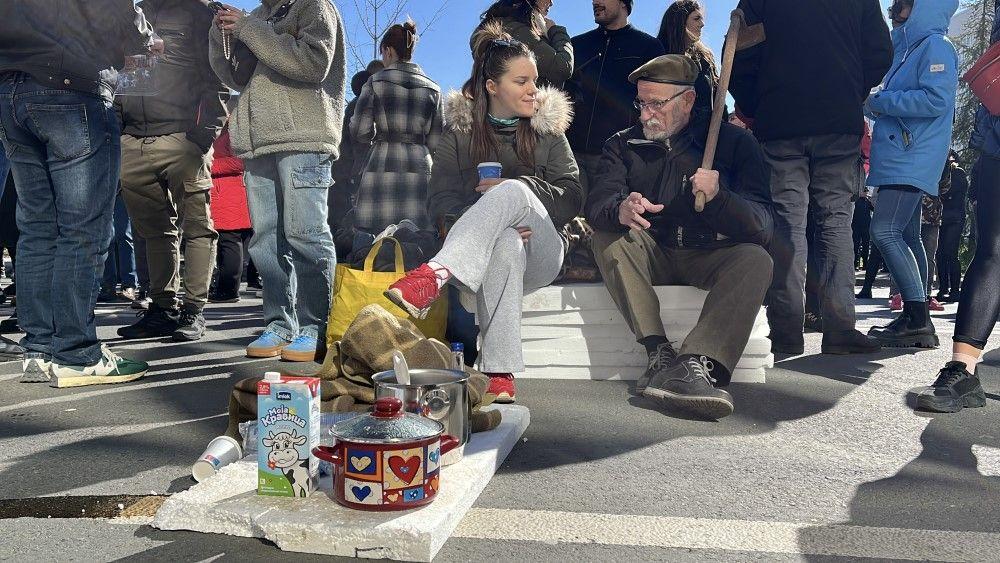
[210,127,252,231]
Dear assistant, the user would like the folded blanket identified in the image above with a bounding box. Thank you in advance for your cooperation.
[225,304,502,440]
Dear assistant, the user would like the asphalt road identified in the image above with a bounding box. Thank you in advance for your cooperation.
[2,285,1000,562]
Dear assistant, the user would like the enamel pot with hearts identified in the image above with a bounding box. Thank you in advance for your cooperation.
[312,397,460,511]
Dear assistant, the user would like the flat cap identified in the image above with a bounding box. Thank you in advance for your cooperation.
[628,54,699,86]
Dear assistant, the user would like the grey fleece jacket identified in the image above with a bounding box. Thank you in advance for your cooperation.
[208,0,347,160]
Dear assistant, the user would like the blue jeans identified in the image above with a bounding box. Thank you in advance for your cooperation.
[102,190,138,289]
[871,185,927,302]
[0,74,117,365]
[243,152,336,340]
[0,151,9,201]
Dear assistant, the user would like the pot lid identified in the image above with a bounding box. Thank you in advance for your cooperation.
[331,397,443,443]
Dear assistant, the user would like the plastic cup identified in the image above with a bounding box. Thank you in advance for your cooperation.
[477,162,503,181]
[192,435,243,482]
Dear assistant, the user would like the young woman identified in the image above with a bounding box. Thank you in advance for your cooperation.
[865,0,958,348]
[657,0,718,116]
[385,22,582,403]
[208,123,253,304]
[476,0,573,89]
[351,21,443,233]
[915,0,999,413]
[210,0,345,362]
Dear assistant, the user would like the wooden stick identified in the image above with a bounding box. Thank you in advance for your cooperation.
[695,9,745,213]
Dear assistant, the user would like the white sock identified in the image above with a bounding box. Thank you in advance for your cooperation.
[427,261,451,289]
[953,352,981,374]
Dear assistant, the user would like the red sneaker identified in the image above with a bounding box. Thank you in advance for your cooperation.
[928,297,945,311]
[486,373,516,403]
[384,263,445,320]
[889,293,902,311]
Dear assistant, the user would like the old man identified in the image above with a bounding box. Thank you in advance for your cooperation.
[585,55,773,419]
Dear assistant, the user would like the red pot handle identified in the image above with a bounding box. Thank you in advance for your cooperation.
[440,434,460,454]
[312,445,342,465]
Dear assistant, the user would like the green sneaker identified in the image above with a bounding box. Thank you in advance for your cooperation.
[50,345,149,388]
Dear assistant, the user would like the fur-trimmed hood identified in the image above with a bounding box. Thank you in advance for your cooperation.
[442,86,573,136]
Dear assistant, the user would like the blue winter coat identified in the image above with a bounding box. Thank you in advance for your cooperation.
[866,0,959,195]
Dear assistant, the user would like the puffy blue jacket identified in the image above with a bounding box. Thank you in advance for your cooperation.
[970,2,1000,157]
[866,0,959,195]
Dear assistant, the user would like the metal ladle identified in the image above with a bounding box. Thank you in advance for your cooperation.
[392,350,410,385]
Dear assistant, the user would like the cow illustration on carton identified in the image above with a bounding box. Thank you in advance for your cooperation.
[262,430,310,497]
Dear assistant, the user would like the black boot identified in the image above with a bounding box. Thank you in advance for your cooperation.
[634,341,677,395]
[856,287,874,299]
[821,329,881,354]
[869,300,938,348]
[915,361,986,413]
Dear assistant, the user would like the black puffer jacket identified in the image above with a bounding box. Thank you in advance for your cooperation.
[118,0,227,152]
[585,115,773,249]
[566,24,664,155]
[0,0,155,102]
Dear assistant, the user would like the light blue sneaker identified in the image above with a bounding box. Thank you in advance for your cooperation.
[246,331,291,358]
[280,335,319,363]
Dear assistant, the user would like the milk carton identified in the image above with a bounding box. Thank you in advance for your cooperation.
[257,372,321,497]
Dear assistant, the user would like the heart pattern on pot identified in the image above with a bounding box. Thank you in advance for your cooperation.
[387,493,400,503]
[429,475,439,492]
[350,456,372,472]
[429,450,440,463]
[388,455,421,484]
[351,485,372,501]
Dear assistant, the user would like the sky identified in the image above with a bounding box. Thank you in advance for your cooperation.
[228,0,901,97]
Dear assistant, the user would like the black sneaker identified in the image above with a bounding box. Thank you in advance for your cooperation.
[1,335,24,362]
[821,329,881,355]
[173,309,206,342]
[131,289,150,311]
[208,292,240,304]
[117,304,180,340]
[96,285,118,303]
[804,312,823,333]
[915,361,987,413]
[643,355,735,419]
[634,341,677,395]
[0,314,19,334]
[856,289,874,299]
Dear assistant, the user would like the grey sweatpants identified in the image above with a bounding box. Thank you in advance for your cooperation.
[433,180,564,373]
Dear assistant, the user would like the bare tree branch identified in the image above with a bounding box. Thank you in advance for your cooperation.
[422,0,454,35]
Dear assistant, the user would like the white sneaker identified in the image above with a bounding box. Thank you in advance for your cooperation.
[49,345,150,388]
[20,353,52,383]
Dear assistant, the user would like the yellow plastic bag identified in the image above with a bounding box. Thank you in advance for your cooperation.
[326,237,448,345]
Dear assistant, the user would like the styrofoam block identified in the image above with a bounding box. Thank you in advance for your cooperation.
[521,284,709,312]
[152,405,530,562]
[521,336,773,357]
[523,365,768,383]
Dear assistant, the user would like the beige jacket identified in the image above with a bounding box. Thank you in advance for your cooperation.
[208,0,346,160]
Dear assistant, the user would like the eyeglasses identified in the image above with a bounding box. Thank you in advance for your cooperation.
[633,88,692,112]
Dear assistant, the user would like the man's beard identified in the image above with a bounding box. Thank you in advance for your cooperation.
[642,118,675,142]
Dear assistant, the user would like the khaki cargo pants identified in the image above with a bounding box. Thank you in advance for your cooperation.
[120,133,218,311]
[591,229,773,378]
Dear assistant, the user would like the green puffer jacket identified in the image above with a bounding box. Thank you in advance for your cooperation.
[427,86,582,231]
[472,16,573,89]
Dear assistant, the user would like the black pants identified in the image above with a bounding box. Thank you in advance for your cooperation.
[955,155,1000,348]
[936,220,964,296]
[215,229,252,298]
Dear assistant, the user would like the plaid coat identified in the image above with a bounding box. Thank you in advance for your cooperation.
[349,62,443,231]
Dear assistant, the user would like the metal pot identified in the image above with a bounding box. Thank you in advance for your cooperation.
[372,369,469,464]
[312,397,459,511]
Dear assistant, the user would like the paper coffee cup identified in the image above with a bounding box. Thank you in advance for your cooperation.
[477,162,503,180]
[192,435,243,482]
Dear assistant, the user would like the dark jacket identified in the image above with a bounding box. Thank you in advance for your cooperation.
[585,116,773,249]
[730,0,892,142]
[476,17,573,90]
[428,86,582,231]
[942,163,968,225]
[118,0,227,152]
[566,24,664,155]
[0,0,155,102]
